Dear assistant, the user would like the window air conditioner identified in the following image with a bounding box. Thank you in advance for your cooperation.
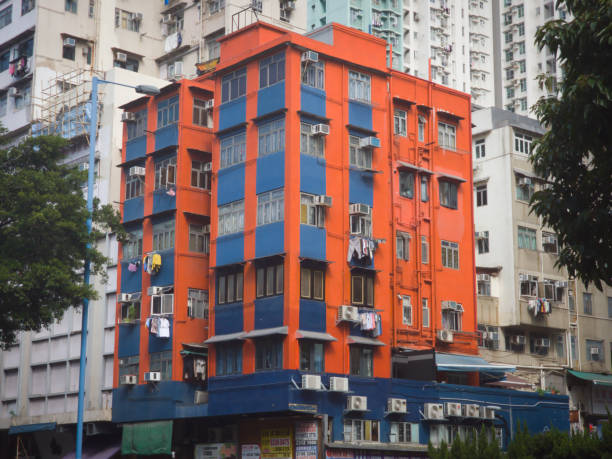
[535,338,550,348]
[301,51,319,63]
[463,404,480,418]
[476,274,490,281]
[511,335,526,345]
[284,1,296,10]
[387,398,407,414]
[314,195,332,207]
[337,305,359,323]
[203,162,213,172]
[162,13,174,24]
[8,87,19,97]
[116,52,128,63]
[444,402,462,417]
[204,99,214,110]
[348,203,370,216]
[424,403,444,420]
[148,286,164,296]
[144,371,161,382]
[119,293,132,303]
[301,374,321,390]
[590,347,600,356]
[542,235,556,245]
[441,300,458,310]
[120,375,137,385]
[329,376,349,392]
[359,136,381,149]
[347,395,368,411]
[63,37,76,47]
[129,166,146,177]
[437,329,454,343]
[555,281,568,288]
[518,177,532,186]
[121,112,136,122]
[311,124,330,136]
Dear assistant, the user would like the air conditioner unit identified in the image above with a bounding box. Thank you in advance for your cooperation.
[463,404,480,418]
[162,13,174,23]
[347,395,367,411]
[148,286,163,296]
[444,402,462,417]
[555,280,568,288]
[511,335,526,345]
[284,1,296,10]
[481,406,496,420]
[441,300,458,310]
[78,162,89,171]
[301,51,319,63]
[204,99,214,110]
[387,398,407,414]
[203,162,212,172]
[437,329,454,343]
[477,274,490,281]
[143,371,161,382]
[542,235,556,245]
[314,195,332,207]
[129,166,146,177]
[119,293,132,303]
[8,87,20,97]
[311,124,330,136]
[424,403,444,420]
[535,338,550,348]
[329,376,349,392]
[359,136,381,149]
[63,37,76,47]
[590,347,600,356]
[302,374,321,390]
[518,177,532,186]
[116,52,128,63]
[194,390,207,404]
[475,232,486,240]
[121,112,136,122]
[337,305,359,323]
[120,374,137,385]
[349,203,370,216]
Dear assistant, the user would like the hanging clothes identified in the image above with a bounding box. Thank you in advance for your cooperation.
[347,238,362,262]
[151,253,162,274]
[158,318,170,338]
[128,262,138,272]
[149,317,160,335]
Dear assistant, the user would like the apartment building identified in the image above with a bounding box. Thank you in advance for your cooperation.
[472,106,612,433]
[109,21,568,456]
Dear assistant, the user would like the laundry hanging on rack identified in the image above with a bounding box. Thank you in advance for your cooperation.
[347,237,378,263]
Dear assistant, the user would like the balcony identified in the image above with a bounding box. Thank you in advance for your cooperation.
[519,298,568,331]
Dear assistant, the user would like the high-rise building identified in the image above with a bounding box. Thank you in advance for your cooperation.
[110,21,567,456]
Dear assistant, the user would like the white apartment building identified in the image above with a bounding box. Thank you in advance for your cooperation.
[472,107,612,432]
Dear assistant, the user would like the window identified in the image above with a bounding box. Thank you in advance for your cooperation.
[570,335,577,362]
[300,122,325,158]
[515,174,534,201]
[221,67,246,103]
[300,193,325,228]
[542,280,564,302]
[206,37,220,60]
[123,230,142,260]
[517,226,536,250]
[418,115,426,142]
[349,208,372,238]
[119,356,139,384]
[300,265,325,300]
[63,40,76,61]
[396,231,410,261]
[520,274,538,297]
[348,70,371,103]
[255,338,283,370]
[299,341,323,373]
[399,171,414,198]
[438,122,456,150]
[474,139,485,158]
[209,0,225,15]
[519,78,527,92]
[514,132,533,154]
[301,59,324,90]
[193,98,209,126]
[191,160,211,190]
[394,109,407,136]
[216,342,242,376]
[65,0,77,13]
[0,93,7,117]
[88,0,94,17]
[189,223,209,254]
[422,298,429,328]
[439,180,458,209]
[542,231,558,253]
[151,292,174,315]
[520,98,528,111]
[258,118,285,157]
[120,300,140,323]
[0,50,9,73]
[154,157,176,190]
[349,135,372,169]
[260,52,285,88]
[390,422,418,443]
[349,346,373,377]
[22,0,35,15]
[441,240,459,269]
[114,8,140,32]
[12,84,31,111]
[476,231,489,254]
[256,262,284,298]
[505,50,513,62]
[586,339,603,361]
[157,96,179,129]
[442,308,462,331]
[519,60,526,73]
[504,31,513,44]
[257,189,284,226]
[220,131,246,168]
[188,288,208,319]
[125,171,144,200]
[476,183,487,207]
[516,4,524,17]
[583,293,593,315]
[402,295,412,325]
[343,419,379,442]
[351,271,374,307]
[421,236,429,264]
[218,200,244,236]
[503,12,512,25]
[126,109,147,140]
[153,220,175,251]
[217,267,243,304]
[150,351,172,380]
[420,176,429,202]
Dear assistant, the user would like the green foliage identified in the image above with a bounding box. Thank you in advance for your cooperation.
[530,0,612,289]
[0,129,125,348]
[428,426,502,459]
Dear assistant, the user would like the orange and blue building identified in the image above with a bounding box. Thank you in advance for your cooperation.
[113,22,568,455]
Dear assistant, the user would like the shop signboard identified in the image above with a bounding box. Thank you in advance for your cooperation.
[261,428,293,459]
[195,443,238,459]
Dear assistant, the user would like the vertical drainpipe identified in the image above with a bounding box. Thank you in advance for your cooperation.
[467,101,478,354]
[387,72,397,353]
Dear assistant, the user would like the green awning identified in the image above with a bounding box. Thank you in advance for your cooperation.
[568,370,612,387]
[121,420,173,455]
[180,349,207,357]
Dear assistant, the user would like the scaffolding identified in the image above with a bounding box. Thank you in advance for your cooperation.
[32,68,104,144]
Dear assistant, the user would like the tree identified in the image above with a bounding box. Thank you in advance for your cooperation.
[530,0,612,289]
[0,129,124,348]
[428,426,503,459]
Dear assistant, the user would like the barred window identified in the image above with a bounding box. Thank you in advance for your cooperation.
[220,131,246,169]
[300,123,324,158]
[438,122,456,150]
[394,109,407,136]
[348,70,371,103]
[258,118,285,157]
[218,200,244,236]
[301,60,324,90]
[257,189,284,226]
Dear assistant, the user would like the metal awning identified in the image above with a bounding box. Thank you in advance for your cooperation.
[204,332,245,344]
[244,326,288,339]
[568,370,612,387]
[397,161,433,175]
[9,422,56,435]
[347,336,386,346]
[435,352,515,373]
[436,171,467,183]
[296,330,337,342]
